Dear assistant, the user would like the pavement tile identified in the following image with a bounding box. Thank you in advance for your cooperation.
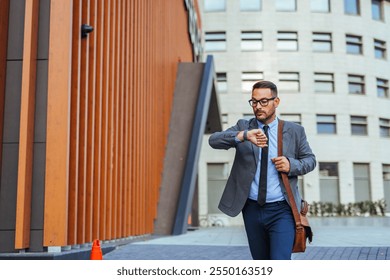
[104,217,390,260]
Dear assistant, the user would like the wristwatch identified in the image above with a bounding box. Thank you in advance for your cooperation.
[243,130,248,141]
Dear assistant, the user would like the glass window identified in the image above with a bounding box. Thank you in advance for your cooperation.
[374,39,386,59]
[277,32,298,51]
[319,162,339,177]
[240,0,262,11]
[383,164,390,212]
[351,116,368,135]
[241,72,264,92]
[314,73,334,93]
[243,114,253,120]
[311,0,330,12]
[204,0,226,12]
[353,163,371,202]
[383,165,390,180]
[312,32,332,52]
[319,162,340,204]
[379,118,390,137]
[377,78,388,98]
[241,31,263,51]
[278,72,300,92]
[280,114,301,125]
[216,72,227,92]
[344,0,360,15]
[346,34,363,54]
[317,115,336,134]
[276,0,296,11]
[221,114,228,126]
[207,163,229,214]
[348,74,365,94]
[372,0,383,21]
[204,32,226,52]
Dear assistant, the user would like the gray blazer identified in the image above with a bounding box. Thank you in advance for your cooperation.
[209,118,316,217]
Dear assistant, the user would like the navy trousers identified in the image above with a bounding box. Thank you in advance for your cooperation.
[242,199,295,260]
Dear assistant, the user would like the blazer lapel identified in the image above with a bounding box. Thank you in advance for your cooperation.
[248,118,260,163]
[282,122,292,155]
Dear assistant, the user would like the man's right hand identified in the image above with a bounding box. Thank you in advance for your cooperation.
[247,129,268,147]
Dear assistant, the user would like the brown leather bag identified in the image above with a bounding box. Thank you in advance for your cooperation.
[278,120,313,253]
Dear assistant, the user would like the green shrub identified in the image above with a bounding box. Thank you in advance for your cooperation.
[308,199,387,217]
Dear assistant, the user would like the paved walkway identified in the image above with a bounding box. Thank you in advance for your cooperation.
[104,217,390,260]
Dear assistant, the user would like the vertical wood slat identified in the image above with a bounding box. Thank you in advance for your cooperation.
[67,0,82,245]
[76,0,90,245]
[15,0,40,249]
[85,0,96,243]
[99,0,110,241]
[105,0,115,240]
[44,0,73,247]
[92,0,103,240]
[91,0,100,239]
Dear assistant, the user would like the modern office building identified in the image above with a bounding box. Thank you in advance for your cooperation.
[198,0,390,226]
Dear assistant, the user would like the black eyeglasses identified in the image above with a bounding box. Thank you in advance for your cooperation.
[248,97,276,107]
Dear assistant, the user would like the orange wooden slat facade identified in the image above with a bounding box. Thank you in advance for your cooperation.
[0,0,198,252]
[44,0,74,246]
[42,0,195,247]
[15,0,40,249]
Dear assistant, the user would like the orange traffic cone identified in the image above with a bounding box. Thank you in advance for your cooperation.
[90,239,103,260]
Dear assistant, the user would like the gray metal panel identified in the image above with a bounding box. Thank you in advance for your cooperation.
[30,143,45,229]
[29,230,44,252]
[153,63,204,235]
[173,56,216,235]
[7,0,26,60]
[154,56,221,235]
[3,61,22,143]
[34,60,48,142]
[0,143,19,230]
[37,0,50,60]
[0,230,16,253]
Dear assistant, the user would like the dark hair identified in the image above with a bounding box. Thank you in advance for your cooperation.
[252,80,278,97]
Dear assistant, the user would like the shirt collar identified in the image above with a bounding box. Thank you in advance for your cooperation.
[257,117,278,130]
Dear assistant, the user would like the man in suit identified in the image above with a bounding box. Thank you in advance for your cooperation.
[209,80,316,260]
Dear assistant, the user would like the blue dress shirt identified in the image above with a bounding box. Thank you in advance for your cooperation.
[248,118,285,202]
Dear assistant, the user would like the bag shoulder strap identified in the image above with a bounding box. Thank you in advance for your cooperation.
[277,119,302,228]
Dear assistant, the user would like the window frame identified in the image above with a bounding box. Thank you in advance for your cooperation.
[316,114,337,134]
[241,31,263,51]
[371,0,384,21]
[216,72,227,93]
[351,115,368,136]
[277,31,298,51]
[275,0,297,12]
[310,0,330,13]
[241,71,264,92]
[377,78,389,98]
[348,74,365,95]
[204,31,227,52]
[314,72,335,93]
[374,39,386,59]
[204,0,226,12]
[278,72,300,92]
[346,34,363,55]
[312,32,332,52]
[379,118,390,138]
[344,0,360,15]
[280,113,301,125]
[240,0,262,11]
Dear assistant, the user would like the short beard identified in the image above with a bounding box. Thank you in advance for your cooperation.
[255,110,276,124]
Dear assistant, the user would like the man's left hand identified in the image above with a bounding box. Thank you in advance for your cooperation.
[271,156,290,173]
